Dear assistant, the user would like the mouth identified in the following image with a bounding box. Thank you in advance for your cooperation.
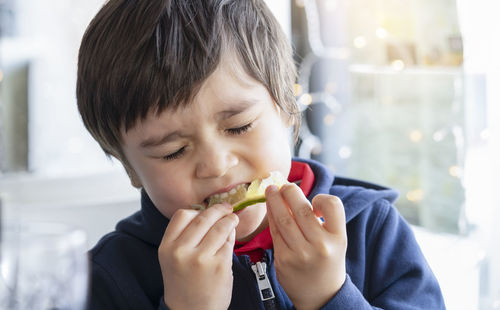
[205,183,250,208]
[190,171,289,212]
[190,183,250,211]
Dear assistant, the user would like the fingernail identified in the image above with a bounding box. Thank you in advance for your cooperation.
[215,203,232,211]
[266,185,278,194]
[232,213,240,225]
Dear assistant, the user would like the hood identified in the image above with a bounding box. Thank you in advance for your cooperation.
[116,190,169,247]
[295,158,399,223]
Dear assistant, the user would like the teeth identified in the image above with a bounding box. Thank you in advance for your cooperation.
[207,183,249,208]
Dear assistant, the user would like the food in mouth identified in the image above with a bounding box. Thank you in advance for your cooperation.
[191,171,288,212]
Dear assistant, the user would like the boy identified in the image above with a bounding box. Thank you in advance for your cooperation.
[77,0,445,309]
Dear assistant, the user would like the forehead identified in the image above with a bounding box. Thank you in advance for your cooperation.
[198,60,264,101]
[123,57,274,135]
[160,55,269,114]
[215,53,257,88]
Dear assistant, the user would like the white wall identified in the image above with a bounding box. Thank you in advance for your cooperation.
[265,0,291,39]
[457,0,500,308]
[10,0,116,177]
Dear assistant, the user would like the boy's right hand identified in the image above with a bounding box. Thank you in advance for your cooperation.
[158,203,238,310]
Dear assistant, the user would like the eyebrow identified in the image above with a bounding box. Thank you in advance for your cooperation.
[139,99,258,148]
[215,99,256,121]
[139,131,181,149]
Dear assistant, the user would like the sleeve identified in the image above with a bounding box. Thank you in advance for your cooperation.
[89,261,131,310]
[90,260,170,310]
[319,199,446,310]
[318,275,378,310]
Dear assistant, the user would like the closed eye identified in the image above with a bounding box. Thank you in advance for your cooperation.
[163,146,186,161]
[226,123,253,135]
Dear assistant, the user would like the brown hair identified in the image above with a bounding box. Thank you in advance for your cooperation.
[77,0,299,165]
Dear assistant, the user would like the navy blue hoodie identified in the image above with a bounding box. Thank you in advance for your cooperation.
[89,158,445,309]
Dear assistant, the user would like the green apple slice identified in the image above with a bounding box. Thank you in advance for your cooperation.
[231,171,288,212]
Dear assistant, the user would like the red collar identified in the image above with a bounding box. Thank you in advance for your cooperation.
[234,161,315,262]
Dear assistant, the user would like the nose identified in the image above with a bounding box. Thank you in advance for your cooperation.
[195,141,239,179]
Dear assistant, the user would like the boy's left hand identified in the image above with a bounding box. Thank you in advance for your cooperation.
[266,184,347,310]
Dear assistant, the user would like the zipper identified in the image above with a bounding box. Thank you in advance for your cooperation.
[251,260,278,309]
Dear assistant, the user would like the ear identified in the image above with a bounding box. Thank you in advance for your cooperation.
[284,113,295,128]
[280,110,295,130]
[130,174,143,188]
[274,102,294,128]
[125,166,143,188]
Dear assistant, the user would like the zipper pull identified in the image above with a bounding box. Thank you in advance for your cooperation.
[251,261,275,301]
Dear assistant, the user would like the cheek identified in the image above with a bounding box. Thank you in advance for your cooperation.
[137,164,193,218]
[247,119,292,173]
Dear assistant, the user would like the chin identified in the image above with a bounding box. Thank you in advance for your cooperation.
[235,203,267,242]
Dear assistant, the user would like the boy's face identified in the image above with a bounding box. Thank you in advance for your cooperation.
[121,58,292,241]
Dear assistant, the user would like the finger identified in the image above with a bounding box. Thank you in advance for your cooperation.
[266,204,290,253]
[216,224,236,263]
[176,203,234,247]
[162,209,199,243]
[311,195,346,236]
[280,183,323,240]
[265,185,306,248]
[198,213,239,254]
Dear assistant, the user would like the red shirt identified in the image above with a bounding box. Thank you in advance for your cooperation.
[234,161,315,262]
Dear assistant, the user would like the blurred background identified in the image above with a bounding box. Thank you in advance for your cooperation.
[0,0,499,309]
